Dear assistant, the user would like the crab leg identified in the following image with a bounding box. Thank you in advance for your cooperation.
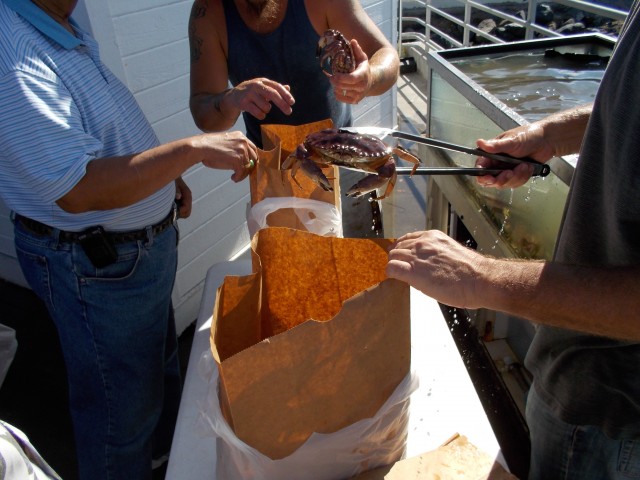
[345,146,420,201]
[282,145,334,192]
[345,158,397,200]
[393,146,421,175]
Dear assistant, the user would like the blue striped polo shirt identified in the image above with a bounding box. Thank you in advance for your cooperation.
[0,0,175,231]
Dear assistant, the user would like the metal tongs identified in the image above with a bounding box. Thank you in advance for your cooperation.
[341,127,551,178]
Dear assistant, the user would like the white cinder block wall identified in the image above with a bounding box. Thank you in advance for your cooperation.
[0,0,398,334]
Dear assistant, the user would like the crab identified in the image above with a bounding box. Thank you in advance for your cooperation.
[317,29,355,76]
[281,128,421,201]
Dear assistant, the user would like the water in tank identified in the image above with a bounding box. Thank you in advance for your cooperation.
[427,35,614,259]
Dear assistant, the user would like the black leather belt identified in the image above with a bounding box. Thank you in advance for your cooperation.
[15,207,177,244]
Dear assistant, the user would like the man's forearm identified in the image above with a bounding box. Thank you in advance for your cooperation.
[539,103,593,157]
[56,138,200,213]
[481,257,640,341]
[366,46,399,97]
[190,91,239,132]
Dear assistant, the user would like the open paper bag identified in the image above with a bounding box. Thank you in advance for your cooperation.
[248,120,342,234]
[209,227,411,476]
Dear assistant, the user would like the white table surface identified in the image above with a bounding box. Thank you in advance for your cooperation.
[166,260,504,479]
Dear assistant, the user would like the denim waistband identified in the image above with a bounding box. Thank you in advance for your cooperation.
[14,206,177,244]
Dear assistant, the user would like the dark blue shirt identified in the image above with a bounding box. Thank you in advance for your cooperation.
[224,0,351,146]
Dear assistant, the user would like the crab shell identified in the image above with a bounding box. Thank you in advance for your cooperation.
[317,29,355,76]
[282,129,421,201]
[303,129,394,171]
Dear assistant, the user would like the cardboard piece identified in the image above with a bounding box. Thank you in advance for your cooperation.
[210,227,411,460]
[249,120,342,232]
[351,434,518,480]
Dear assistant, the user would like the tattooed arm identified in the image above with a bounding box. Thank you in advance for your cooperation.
[188,0,295,132]
[188,0,236,131]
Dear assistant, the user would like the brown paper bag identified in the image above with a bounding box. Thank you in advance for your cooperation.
[211,227,411,461]
[249,120,342,232]
[351,434,518,480]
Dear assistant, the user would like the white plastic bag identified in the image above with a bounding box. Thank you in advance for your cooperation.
[247,197,343,238]
[0,421,62,480]
[197,350,418,480]
[0,323,17,389]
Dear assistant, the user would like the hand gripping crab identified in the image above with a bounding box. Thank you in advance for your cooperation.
[317,29,355,76]
[281,129,421,201]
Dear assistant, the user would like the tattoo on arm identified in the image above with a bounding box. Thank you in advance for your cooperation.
[189,24,203,63]
[191,0,208,19]
[189,1,208,63]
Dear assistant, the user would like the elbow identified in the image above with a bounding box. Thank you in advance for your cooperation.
[190,98,219,132]
[190,96,236,133]
[189,97,204,128]
[190,108,209,132]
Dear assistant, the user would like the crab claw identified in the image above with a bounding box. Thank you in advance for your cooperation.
[345,175,390,198]
[346,159,397,201]
[283,145,333,192]
[300,158,333,192]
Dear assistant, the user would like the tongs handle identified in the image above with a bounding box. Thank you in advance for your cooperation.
[395,167,518,176]
[391,131,551,178]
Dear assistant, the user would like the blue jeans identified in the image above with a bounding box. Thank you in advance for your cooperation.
[526,384,640,480]
[13,219,182,480]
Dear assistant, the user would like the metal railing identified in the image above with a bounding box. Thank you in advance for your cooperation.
[399,0,628,54]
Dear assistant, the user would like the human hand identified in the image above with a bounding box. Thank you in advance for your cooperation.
[330,39,371,104]
[197,131,258,182]
[475,122,554,188]
[174,177,193,218]
[386,230,488,308]
[229,78,294,120]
